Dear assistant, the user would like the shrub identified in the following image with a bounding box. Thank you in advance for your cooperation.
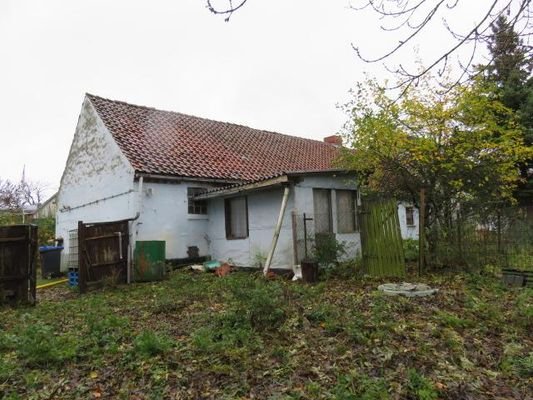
[403,239,419,262]
[312,234,347,266]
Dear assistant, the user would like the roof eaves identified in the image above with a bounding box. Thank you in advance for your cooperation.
[195,173,289,200]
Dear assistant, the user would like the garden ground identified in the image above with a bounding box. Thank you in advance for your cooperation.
[0,267,531,399]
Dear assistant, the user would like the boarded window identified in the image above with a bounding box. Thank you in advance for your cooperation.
[225,196,248,239]
[313,189,332,234]
[337,190,358,233]
[405,206,415,226]
[188,187,207,214]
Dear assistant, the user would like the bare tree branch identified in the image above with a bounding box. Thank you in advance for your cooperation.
[0,177,49,211]
[206,0,249,21]
[205,0,532,92]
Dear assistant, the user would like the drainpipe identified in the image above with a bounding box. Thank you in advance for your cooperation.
[263,186,290,276]
[128,176,143,283]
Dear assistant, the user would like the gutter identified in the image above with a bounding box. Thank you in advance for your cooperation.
[128,176,143,284]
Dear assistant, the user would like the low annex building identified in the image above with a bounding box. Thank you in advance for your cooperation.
[56,94,417,271]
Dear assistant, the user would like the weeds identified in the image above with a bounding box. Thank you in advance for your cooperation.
[0,270,531,399]
[333,373,390,399]
[133,330,173,357]
[407,369,439,400]
[12,322,78,367]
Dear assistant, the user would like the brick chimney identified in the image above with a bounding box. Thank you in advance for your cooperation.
[323,135,342,146]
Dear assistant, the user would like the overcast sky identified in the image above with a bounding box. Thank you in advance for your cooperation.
[0,0,485,196]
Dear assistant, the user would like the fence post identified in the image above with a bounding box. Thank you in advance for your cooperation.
[77,220,86,294]
[418,189,426,276]
[291,210,299,266]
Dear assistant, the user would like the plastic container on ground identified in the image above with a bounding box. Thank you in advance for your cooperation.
[68,270,79,287]
[301,260,319,283]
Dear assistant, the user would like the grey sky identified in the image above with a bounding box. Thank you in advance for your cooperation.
[1,0,484,195]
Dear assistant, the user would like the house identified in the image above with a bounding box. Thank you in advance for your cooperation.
[33,192,58,219]
[56,94,417,272]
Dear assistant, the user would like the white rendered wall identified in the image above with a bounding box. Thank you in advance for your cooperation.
[293,175,361,260]
[56,97,136,270]
[207,188,295,268]
[398,202,419,239]
[136,181,214,259]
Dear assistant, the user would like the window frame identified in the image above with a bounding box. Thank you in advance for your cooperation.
[405,206,415,227]
[224,196,249,240]
[336,189,359,233]
[187,187,208,215]
[313,188,333,234]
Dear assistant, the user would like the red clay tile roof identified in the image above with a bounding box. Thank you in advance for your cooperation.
[87,94,340,182]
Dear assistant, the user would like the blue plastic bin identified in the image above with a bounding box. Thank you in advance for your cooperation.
[39,246,64,278]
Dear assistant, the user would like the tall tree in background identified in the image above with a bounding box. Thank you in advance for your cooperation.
[483,15,533,202]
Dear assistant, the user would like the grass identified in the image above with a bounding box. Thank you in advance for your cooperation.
[0,269,531,399]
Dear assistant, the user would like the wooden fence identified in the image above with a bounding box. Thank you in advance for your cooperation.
[359,199,405,277]
[78,219,129,293]
[0,224,37,305]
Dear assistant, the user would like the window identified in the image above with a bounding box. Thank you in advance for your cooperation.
[405,206,415,226]
[313,189,333,233]
[336,190,358,233]
[188,187,208,215]
[225,196,248,239]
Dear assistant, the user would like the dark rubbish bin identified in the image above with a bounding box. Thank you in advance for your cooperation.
[301,260,319,283]
[39,246,63,279]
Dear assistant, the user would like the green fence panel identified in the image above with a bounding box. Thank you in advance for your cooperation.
[360,199,405,277]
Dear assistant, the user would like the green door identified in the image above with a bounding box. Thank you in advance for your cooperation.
[134,241,166,282]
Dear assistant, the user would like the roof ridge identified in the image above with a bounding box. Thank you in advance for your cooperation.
[85,93,336,147]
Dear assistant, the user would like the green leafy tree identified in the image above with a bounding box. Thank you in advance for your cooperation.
[339,75,532,250]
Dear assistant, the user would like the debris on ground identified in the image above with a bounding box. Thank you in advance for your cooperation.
[378,282,439,297]
[203,260,221,270]
[214,263,232,277]
[190,264,205,272]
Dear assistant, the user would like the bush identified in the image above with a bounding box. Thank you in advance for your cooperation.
[33,217,55,245]
[312,234,347,266]
[403,239,419,262]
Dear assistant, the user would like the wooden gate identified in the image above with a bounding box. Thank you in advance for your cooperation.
[78,219,129,293]
[0,224,37,305]
[359,199,405,277]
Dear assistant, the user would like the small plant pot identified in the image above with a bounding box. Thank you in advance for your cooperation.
[301,260,319,283]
